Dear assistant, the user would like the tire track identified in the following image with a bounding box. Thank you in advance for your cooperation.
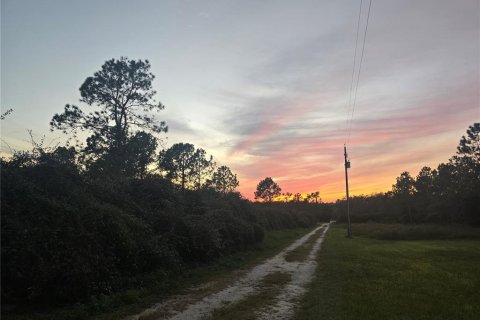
[129,223,330,320]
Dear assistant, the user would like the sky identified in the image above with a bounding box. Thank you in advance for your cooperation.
[1,0,479,202]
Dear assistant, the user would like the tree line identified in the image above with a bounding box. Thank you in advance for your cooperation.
[334,123,480,226]
[254,177,321,203]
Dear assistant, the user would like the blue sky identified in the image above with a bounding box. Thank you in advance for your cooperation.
[2,0,479,200]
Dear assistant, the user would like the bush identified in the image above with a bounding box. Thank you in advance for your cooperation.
[1,157,267,308]
[1,148,328,310]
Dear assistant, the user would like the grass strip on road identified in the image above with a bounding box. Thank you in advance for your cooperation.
[295,224,480,320]
[209,272,291,320]
[284,226,325,262]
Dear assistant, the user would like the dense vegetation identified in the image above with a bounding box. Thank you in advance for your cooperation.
[334,123,480,226]
[1,57,330,311]
[0,142,331,309]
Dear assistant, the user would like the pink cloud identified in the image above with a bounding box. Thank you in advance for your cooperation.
[231,81,477,202]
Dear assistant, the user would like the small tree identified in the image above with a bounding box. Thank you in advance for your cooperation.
[210,165,239,194]
[191,148,215,190]
[413,166,437,220]
[392,171,415,196]
[293,193,302,202]
[158,143,215,190]
[308,191,321,203]
[453,122,480,196]
[158,143,195,190]
[392,171,415,223]
[414,167,436,195]
[457,122,479,162]
[254,177,281,202]
[453,123,480,225]
[284,192,293,202]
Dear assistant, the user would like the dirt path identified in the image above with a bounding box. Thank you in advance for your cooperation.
[129,223,330,320]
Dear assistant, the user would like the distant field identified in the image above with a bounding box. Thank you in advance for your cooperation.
[296,224,480,320]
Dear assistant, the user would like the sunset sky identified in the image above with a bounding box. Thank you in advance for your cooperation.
[2,0,479,202]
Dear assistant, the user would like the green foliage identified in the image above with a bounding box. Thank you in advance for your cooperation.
[50,57,167,175]
[305,191,321,203]
[1,141,322,312]
[158,142,195,190]
[158,143,215,190]
[0,149,262,310]
[254,177,281,202]
[2,156,171,306]
[191,148,215,190]
[209,165,239,194]
[0,135,327,319]
[457,122,479,162]
[392,171,415,196]
[87,131,158,178]
[124,131,158,178]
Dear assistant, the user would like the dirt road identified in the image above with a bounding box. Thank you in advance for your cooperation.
[129,223,330,320]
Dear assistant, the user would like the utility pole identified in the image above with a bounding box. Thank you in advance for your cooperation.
[344,145,352,238]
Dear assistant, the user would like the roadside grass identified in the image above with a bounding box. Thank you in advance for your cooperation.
[295,224,480,320]
[285,226,325,262]
[3,227,314,320]
[209,272,291,320]
[351,223,480,240]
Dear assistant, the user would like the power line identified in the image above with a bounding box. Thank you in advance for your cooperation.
[347,0,373,145]
[343,0,373,239]
[344,0,363,144]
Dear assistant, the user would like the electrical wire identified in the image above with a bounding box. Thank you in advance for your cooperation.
[344,0,363,144]
[346,0,373,146]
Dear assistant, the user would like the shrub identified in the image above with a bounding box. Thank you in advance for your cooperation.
[1,157,267,308]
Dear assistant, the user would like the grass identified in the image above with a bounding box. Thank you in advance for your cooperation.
[351,223,480,240]
[209,272,291,320]
[3,227,314,320]
[285,226,325,262]
[295,224,480,320]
